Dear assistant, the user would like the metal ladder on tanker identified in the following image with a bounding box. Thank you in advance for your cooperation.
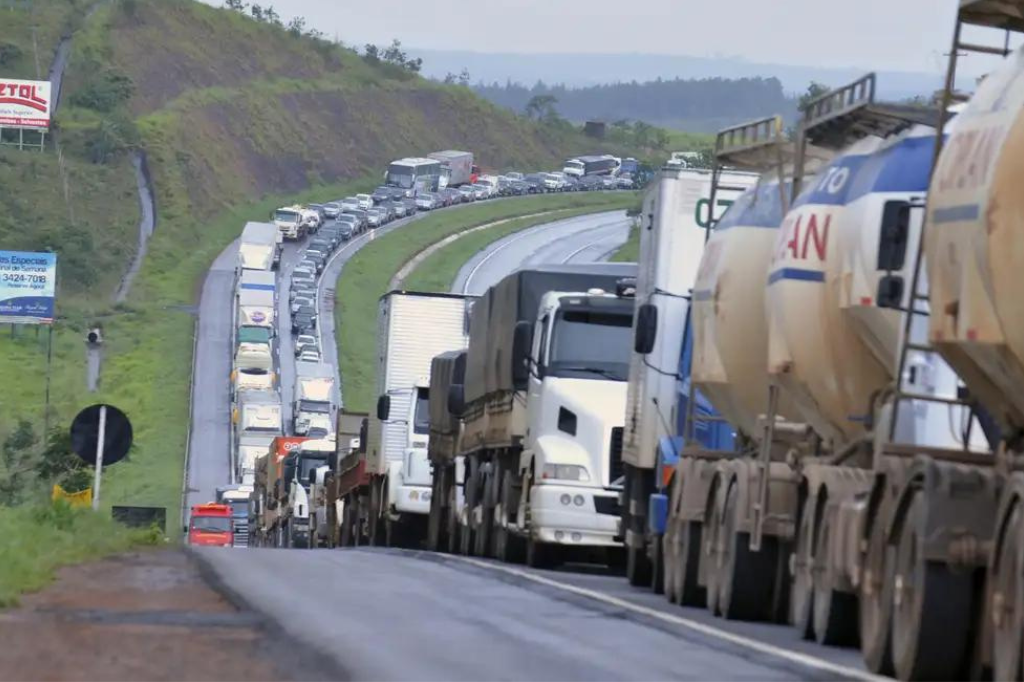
[878,3,1020,469]
[747,74,939,550]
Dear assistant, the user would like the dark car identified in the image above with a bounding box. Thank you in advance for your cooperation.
[372,186,392,204]
[310,237,333,253]
[402,197,418,214]
[292,312,315,335]
[337,223,354,240]
[336,213,359,233]
[523,174,546,193]
[294,304,318,327]
[345,208,369,230]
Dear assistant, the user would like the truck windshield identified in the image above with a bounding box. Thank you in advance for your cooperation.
[191,516,231,533]
[566,161,584,171]
[548,309,632,381]
[299,400,330,414]
[297,455,328,483]
[414,387,430,435]
[275,210,299,224]
[238,327,272,344]
[228,501,247,518]
[387,170,414,188]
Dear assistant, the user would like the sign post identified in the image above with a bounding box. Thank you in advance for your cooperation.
[91,405,107,511]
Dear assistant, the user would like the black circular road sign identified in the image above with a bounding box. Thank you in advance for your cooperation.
[70,404,133,467]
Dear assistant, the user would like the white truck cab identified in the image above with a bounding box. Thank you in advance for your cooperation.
[517,288,634,548]
[387,378,432,516]
[286,436,335,548]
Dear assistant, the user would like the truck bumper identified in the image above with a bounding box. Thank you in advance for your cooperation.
[530,485,622,548]
[393,484,431,515]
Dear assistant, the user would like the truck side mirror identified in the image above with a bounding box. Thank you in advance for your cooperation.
[876,275,904,309]
[634,303,657,354]
[512,321,533,388]
[377,395,391,421]
[308,470,317,486]
[447,383,465,415]
[878,200,910,272]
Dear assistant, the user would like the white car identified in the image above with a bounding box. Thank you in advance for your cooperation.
[356,194,374,210]
[294,334,318,357]
[298,349,321,363]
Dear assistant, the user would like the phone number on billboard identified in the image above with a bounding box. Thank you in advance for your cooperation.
[2,273,49,284]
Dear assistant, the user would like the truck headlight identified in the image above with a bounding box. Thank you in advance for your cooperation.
[542,464,590,482]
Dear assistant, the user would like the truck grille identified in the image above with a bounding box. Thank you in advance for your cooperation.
[608,426,624,483]
[233,523,250,548]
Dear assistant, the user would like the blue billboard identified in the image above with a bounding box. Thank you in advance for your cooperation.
[0,250,57,324]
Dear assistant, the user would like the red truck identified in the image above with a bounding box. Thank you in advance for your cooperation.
[187,503,233,546]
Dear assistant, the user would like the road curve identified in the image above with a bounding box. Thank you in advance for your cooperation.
[452,210,631,295]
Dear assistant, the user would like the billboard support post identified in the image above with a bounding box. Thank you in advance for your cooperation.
[91,405,107,511]
[43,324,53,437]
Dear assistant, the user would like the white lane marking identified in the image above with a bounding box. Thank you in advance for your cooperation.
[461,212,622,294]
[560,219,630,264]
[449,556,887,682]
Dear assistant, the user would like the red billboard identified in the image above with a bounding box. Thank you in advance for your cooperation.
[0,79,52,129]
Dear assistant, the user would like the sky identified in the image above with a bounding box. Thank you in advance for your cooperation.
[197,0,1004,75]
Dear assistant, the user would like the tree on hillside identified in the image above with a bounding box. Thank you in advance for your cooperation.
[223,0,246,9]
[362,40,422,73]
[287,16,306,37]
[525,94,558,121]
[798,81,831,112]
[35,428,91,494]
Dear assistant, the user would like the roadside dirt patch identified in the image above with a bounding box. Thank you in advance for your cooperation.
[0,549,340,681]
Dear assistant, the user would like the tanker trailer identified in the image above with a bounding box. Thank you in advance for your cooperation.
[892,9,1024,678]
[761,75,986,660]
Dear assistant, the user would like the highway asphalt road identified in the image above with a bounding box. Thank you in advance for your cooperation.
[188,198,879,681]
[452,210,631,295]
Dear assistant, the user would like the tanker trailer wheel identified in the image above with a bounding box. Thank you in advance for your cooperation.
[792,495,817,639]
[718,481,776,621]
[704,482,725,616]
[368,480,383,546]
[892,491,973,681]
[495,470,525,564]
[663,518,681,603]
[460,465,477,556]
[650,528,664,594]
[811,503,858,645]
[677,519,706,607]
[992,499,1024,682]
[860,516,896,675]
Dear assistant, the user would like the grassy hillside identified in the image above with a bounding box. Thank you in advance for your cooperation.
[0,0,639,520]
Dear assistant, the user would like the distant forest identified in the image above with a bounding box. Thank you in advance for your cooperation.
[471,77,800,133]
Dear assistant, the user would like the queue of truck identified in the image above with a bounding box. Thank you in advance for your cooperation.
[296,6,1024,679]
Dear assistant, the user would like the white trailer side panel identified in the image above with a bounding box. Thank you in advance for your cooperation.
[367,293,472,474]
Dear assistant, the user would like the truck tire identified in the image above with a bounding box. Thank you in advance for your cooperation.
[892,491,973,681]
[447,479,461,554]
[368,482,382,546]
[663,519,681,603]
[427,467,445,553]
[340,499,354,547]
[718,482,775,621]
[704,482,725,616]
[860,515,896,675]
[811,503,857,645]
[791,495,816,639]
[625,467,652,587]
[474,466,494,557]
[992,499,1024,682]
[527,534,558,569]
[667,518,705,607]
[494,470,525,564]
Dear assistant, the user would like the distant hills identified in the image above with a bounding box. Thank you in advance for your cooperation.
[411,49,977,128]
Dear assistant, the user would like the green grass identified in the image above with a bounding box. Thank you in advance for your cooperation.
[610,221,640,262]
[0,501,160,607]
[402,203,634,293]
[336,193,638,412]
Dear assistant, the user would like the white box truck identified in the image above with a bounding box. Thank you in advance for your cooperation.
[293,361,336,436]
[238,221,281,272]
[428,150,475,187]
[236,270,276,329]
[364,291,474,546]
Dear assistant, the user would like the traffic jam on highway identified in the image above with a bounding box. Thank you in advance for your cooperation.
[190,7,1024,674]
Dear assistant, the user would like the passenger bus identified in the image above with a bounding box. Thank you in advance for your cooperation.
[385,157,444,197]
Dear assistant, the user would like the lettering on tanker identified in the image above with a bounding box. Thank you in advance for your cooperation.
[774,212,830,264]
[934,126,1001,194]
